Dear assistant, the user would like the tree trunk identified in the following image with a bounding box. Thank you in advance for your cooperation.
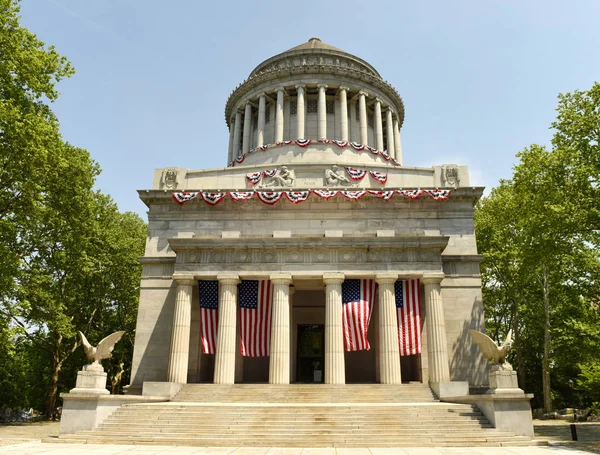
[45,333,62,419]
[513,301,526,390]
[542,267,552,413]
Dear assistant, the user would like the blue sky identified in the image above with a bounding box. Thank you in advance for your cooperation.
[20,0,600,218]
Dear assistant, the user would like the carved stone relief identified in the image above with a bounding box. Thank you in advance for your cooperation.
[160,168,179,189]
[258,166,295,188]
[442,165,460,188]
[325,165,350,187]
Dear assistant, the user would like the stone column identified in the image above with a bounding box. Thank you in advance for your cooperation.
[374,98,384,151]
[338,86,349,141]
[227,118,234,164]
[257,93,266,147]
[232,110,242,159]
[296,85,305,140]
[386,108,394,155]
[242,102,252,155]
[324,272,345,384]
[275,87,285,143]
[214,274,240,384]
[358,91,368,145]
[269,273,292,384]
[318,84,328,139]
[167,275,195,383]
[376,273,402,384]
[349,99,357,143]
[393,118,402,164]
[422,274,450,383]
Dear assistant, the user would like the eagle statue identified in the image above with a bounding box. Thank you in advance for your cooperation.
[79,331,125,366]
[468,329,513,371]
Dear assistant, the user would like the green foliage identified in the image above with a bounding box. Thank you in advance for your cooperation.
[475,82,600,412]
[0,0,146,414]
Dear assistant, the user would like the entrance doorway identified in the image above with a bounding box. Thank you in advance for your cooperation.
[296,324,324,383]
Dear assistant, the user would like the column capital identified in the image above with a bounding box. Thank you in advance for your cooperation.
[295,84,306,91]
[386,106,394,114]
[338,86,349,92]
[275,86,286,94]
[217,274,240,285]
[258,92,267,99]
[421,273,445,285]
[375,272,399,284]
[374,97,382,105]
[323,272,344,285]
[317,83,328,90]
[172,273,195,285]
[270,272,292,285]
[358,90,368,97]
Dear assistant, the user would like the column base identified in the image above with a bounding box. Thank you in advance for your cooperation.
[430,381,469,399]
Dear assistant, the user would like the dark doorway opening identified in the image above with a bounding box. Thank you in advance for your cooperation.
[296,324,324,383]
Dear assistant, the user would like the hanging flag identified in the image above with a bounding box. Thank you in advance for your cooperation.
[369,170,388,184]
[201,192,226,206]
[285,191,310,204]
[423,189,451,201]
[345,167,367,181]
[342,279,377,351]
[172,192,199,205]
[229,191,254,201]
[239,280,272,357]
[312,189,339,200]
[199,280,219,354]
[395,279,422,356]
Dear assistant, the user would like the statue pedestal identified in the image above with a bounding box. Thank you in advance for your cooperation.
[70,364,109,395]
[487,370,523,395]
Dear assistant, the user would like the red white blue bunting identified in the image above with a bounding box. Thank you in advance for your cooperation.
[368,190,395,200]
[201,192,227,206]
[256,191,283,205]
[332,140,348,148]
[312,189,339,200]
[350,142,365,151]
[369,170,388,184]
[285,191,311,204]
[366,146,379,155]
[423,189,451,200]
[229,191,254,201]
[173,189,451,206]
[263,169,277,178]
[172,192,199,205]
[345,167,368,181]
[341,190,367,200]
[275,140,293,146]
[260,145,269,151]
[397,189,423,200]
[235,155,245,164]
[295,139,312,147]
[246,172,262,185]
[318,138,331,144]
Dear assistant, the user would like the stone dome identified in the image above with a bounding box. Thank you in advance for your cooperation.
[224,38,405,168]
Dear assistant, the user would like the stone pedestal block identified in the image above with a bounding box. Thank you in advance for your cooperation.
[70,365,108,394]
[487,370,523,394]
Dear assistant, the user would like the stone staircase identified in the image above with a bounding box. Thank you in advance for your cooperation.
[55,384,546,447]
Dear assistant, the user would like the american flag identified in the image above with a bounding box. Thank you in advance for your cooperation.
[395,279,422,356]
[198,280,219,354]
[342,279,377,351]
[239,280,272,357]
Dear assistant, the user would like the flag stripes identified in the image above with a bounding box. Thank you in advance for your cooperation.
[239,280,272,357]
[342,279,377,351]
[198,280,219,354]
[395,279,422,356]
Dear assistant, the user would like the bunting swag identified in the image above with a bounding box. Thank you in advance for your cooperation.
[246,172,262,185]
[275,140,293,146]
[366,146,379,155]
[255,191,283,205]
[345,167,367,181]
[368,190,395,200]
[332,140,348,148]
[369,170,388,184]
[395,280,422,356]
[295,139,312,147]
[199,280,219,354]
[423,189,451,200]
[350,142,365,151]
[318,138,331,144]
[397,189,423,200]
[285,191,310,204]
[173,192,199,205]
[235,155,245,164]
[342,279,377,351]
[229,191,254,201]
[201,192,226,206]
[312,189,339,200]
[263,169,277,178]
[341,190,367,200]
[239,280,272,357]
[172,189,451,206]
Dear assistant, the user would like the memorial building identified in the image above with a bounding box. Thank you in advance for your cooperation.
[128,37,488,394]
